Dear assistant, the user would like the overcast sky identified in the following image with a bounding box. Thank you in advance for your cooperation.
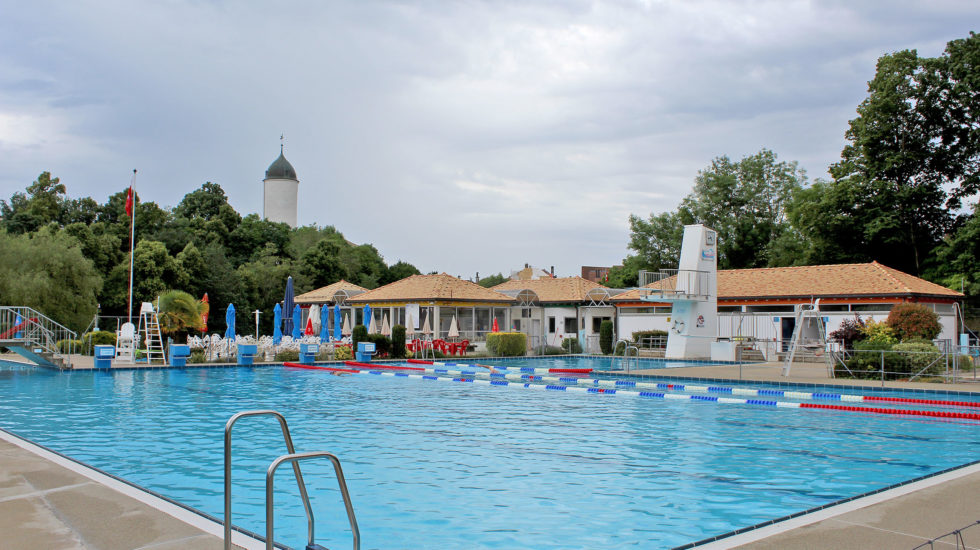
[1,1,977,279]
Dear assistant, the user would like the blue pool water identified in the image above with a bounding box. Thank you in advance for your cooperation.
[1,362,979,549]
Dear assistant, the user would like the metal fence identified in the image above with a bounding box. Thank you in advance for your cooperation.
[830,345,978,385]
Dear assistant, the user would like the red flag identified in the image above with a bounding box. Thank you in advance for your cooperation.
[125,186,133,217]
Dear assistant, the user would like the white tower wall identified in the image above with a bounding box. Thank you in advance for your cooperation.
[664,225,718,360]
[263,178,298,227]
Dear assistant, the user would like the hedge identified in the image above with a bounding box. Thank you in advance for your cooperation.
[486,332,526,356]
[391,325,406,358]
[561,337,583,354]
[599,320,614,354]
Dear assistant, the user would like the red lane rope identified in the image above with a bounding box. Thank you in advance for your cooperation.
[283,362,359,373]
[406,359,433,365]
[548,368,593,374]
[799,403,980,420]
[344,361,425,371]
[863,395,980,409]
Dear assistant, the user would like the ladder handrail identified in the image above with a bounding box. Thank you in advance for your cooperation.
[266,451,360,550]
[224,411,315,550]
[0,306,77,366]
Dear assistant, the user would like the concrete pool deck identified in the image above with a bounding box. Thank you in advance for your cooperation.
[2,354,978,548]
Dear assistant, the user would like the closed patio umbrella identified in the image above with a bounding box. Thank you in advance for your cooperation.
[334,306,342,341]
[272,303,282,344]
[224,303,236,341]
[448,315,459,340]
[492,318,499,333]
[319,306,330,341]
[283,276,295,336]
[363,304,372,331]
[291,304,301,339]
[342,314,352,337]
[304,316,314,336]
[421,313,431,335]
[406,314,415,339]
[309,304,320,333]
[368,314,378,335]
[381,314,391,337]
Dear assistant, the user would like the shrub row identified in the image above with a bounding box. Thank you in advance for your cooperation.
[486,332,526,356]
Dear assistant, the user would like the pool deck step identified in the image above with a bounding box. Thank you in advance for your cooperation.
[0,432,262,550]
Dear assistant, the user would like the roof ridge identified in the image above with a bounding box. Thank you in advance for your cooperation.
[870,261,914,294]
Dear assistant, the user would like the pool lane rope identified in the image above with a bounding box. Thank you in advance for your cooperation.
[411,360,980,411]
[282,363,980,422]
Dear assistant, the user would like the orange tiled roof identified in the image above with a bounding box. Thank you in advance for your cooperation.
[346,273,514,304]
[294,280,367,304]
[492,277,608,303]
[613,262,962,302]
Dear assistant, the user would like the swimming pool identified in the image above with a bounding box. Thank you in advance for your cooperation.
[1,361,978,549]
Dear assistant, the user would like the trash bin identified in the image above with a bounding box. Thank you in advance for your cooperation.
[356,341,376,362]
[94,345,114,369]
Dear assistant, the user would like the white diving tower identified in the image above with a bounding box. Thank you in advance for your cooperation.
[639,224,718,360]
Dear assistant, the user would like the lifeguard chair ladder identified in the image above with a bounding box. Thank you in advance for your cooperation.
[782,301,832,376]
[138,302,166,365]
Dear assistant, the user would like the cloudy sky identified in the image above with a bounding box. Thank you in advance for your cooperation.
[1,1,977,279]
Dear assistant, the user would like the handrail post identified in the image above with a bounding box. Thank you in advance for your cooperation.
[267,452,360,550]
[224,411,316,550]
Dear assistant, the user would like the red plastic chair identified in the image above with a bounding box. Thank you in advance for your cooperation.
[458,340,469,356]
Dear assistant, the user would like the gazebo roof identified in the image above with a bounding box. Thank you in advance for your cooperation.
[294,280,368,304]
[347,273,514,304]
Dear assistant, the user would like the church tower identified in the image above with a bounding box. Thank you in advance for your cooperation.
[263,144,299,227]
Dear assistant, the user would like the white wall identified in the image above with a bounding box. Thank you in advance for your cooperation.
[263,178,298,227]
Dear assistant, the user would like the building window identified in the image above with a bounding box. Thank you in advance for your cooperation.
[548,317,556,333]
[564,318,578,333]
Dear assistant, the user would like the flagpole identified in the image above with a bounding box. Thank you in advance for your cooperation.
[127,169,137,326]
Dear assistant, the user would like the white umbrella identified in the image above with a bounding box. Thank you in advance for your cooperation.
[381,314,391,337]
[406,314,415,338]
[309,304,320,333]
[342,314,352,336]
[368,314,378,334]
[421,313,431,335]
[448,315,459,340]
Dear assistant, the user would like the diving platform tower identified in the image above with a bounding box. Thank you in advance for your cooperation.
[639,224,718,360]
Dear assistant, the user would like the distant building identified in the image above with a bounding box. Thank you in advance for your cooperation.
[510,264,555,281]
[581,266,614,283]
[263,145,299,227]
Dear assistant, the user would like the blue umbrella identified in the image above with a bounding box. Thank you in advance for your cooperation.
[272,303,282,345]
[283,276,295,336]
[319,305,330,341]
[363,304,372,330]
[333,305,342,341]
[291,304,301,340]
[224,303,236,341]
[14,313,23,338]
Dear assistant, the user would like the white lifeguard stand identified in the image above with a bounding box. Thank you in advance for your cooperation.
[116,322,136,363]
[639,224,718,360]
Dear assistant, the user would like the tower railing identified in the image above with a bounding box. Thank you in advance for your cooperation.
[637,269,711,299]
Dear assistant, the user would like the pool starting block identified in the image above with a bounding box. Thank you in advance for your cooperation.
[237,344,257,366]
[94,345,114,369]
[299,343,319,364]
[169,344,190,367]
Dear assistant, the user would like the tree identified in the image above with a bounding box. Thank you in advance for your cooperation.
[301,239,346,288]
[0,229,101,331]
[477,273,508,288]
[927,205,980,307]
[157,290,208,335]
[383,261,421,285]
[0,172,67,234]
[626,211,684,273]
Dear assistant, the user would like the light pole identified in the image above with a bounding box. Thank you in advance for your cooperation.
[253,310,261,339]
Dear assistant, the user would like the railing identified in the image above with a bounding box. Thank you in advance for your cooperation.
[829,346,976,385]
[912,520,980,549]
[0,306,77,366]
[637,269,711,299]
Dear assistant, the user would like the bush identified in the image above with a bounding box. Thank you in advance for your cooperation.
[78,330,117,355]
[599,320,614,354]
[561,337,582,354]
[366,334,391,357]
[829,315,866,349]
[860,318,898,346]
[275,350,299,362]
[631,330,668,345]
[892,341,943,376]
[334,345,352,360]
[391,325,406,358]
[351,325,368,356]
[190,350,206,364]
[887,303,942,341]
[56,339,83,354]
[486,332,526,356]
[542,345,565,355]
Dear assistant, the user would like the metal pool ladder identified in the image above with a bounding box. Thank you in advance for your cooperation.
[615,339,639,373]
[224,410,360,550]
